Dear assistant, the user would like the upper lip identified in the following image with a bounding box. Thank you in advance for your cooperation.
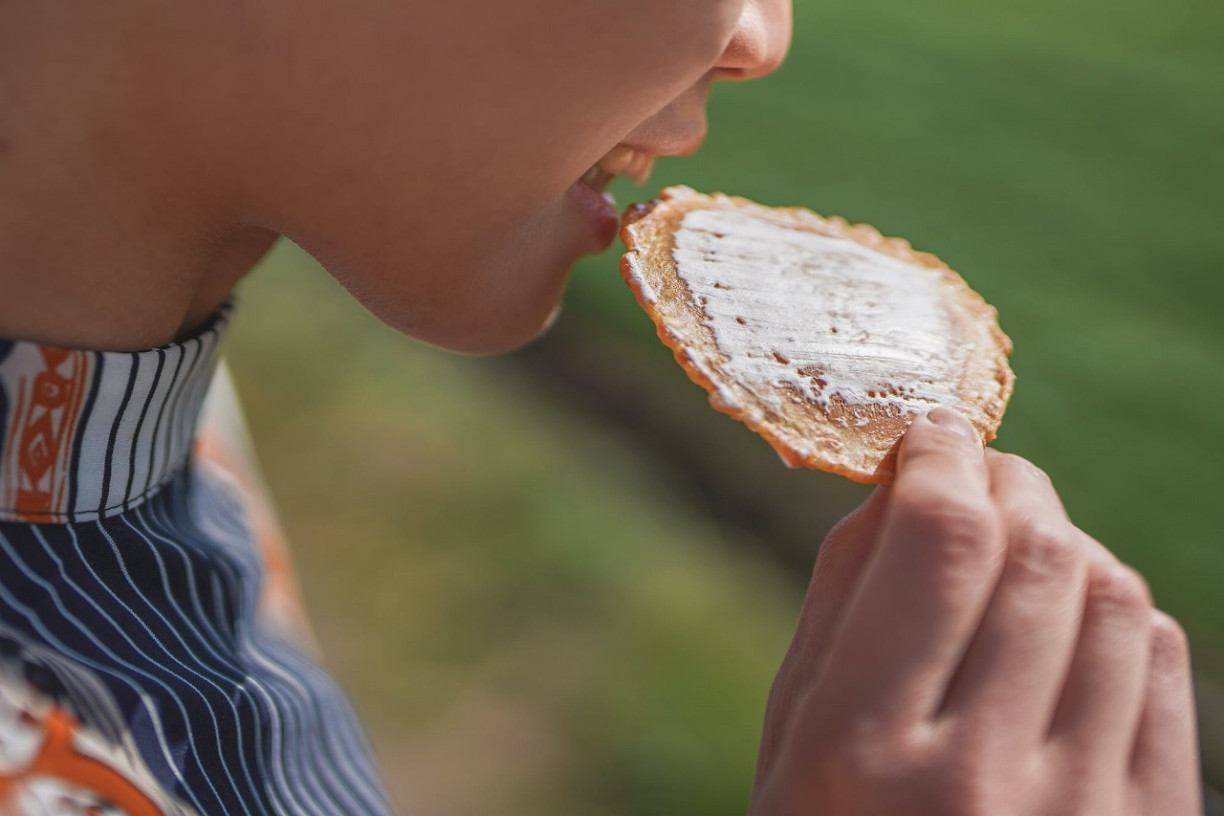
[622,131,707,158]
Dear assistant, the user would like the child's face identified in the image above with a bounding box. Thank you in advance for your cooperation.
[238,0,791,352]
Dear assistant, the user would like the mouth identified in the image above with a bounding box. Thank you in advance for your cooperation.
[579,145,657,193]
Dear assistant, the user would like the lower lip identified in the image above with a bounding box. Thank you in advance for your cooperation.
[567,178,621,252]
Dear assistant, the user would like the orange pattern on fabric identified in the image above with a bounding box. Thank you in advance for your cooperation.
[0,707,163,816]
[194,431,318,656]
[3,348,91,523]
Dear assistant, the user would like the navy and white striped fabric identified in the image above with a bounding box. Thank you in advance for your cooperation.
[0,307,390,814]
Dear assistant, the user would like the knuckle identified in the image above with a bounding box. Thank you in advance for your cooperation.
[1087,563,1153,619]
[1007,518,1081,580]
[893,497,1002,597]
[993,451,1053,485]
[1150,611,1192,668]
[897,492,994,539]
[896,495,999,561]
[835,722,931,785]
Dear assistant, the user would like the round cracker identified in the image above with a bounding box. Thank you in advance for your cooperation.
[620,186,1014,485]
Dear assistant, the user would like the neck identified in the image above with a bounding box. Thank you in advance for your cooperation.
[0,2,275,351]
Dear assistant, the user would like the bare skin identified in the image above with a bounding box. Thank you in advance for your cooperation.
[0,0,1201,812]
[752,410,1201,815]
[0,0,785,351]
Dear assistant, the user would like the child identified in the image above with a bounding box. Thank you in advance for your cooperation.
[0,0,1200,813]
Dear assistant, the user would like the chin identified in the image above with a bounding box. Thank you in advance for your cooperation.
[318,196,593,355]
[422,303,563,355]
[424,230,588,354]
[361,263,572,356]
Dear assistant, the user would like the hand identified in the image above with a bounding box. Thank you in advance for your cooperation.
[749,408,1201,816]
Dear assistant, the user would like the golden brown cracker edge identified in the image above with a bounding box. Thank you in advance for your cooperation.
[619,186,1015,485]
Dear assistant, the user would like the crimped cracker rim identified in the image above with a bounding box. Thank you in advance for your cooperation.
[620,186,1015,484]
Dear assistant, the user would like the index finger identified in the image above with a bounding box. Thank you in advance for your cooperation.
[811,408,1005,726]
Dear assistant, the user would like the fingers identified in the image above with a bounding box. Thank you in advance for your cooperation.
[752,420,1202,816]
[813,408,1004,725]
[801,486,891,667]
[776,486,892,677]
[1049,558,1154,771]
[939,452,1088,744]
[1129,612,1202,816]
[755,486,889,772]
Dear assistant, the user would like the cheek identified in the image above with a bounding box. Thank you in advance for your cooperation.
[487,7,742,214]
[251,0,744,351]
[401,0,742,188]
[266,0,742,217]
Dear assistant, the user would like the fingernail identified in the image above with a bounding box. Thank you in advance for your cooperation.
[925,407,979,441]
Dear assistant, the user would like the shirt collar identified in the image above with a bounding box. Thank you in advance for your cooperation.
[0,303,232,523]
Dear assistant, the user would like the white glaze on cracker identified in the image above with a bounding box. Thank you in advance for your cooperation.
[672,208,972,415]
[619,187,1015,484]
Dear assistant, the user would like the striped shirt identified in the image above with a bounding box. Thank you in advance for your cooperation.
[0,305,390,814]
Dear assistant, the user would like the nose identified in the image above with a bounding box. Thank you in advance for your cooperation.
[715,0,793,81]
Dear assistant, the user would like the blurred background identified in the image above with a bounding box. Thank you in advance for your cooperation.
[225,0,1223,811]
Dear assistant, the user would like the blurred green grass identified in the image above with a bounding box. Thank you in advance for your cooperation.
[227,0,1223,812]
[228,254,796,814]
[576,0,1224,653]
